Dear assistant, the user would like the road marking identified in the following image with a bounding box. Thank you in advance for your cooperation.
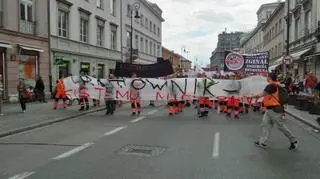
[212,132,220,159]
[147,109,158,115]
[104,126,127,136]
[8,172,35,179]
[130,116,146,123]
[53,142,94,160]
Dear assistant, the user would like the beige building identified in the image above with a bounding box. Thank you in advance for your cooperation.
[263,2,285,71]
[0,0,49,100]
[284,0,320,78]
[240,2,281,53]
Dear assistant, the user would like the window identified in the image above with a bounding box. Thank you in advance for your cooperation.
[126,31,131,48]
[97,25,104,46]
[153,43,156,56]
[97,64,105,79]
[278,43,282,55]
[58,10,69,37]
[275,23,278,35]
[145,18,148,29]
[80,18,89,43]
[157,27,160,36]
[157,45,160,56]
[110,0,116,16]
[305,10,311,35]
[140,14,144,26]
[275,45,278,57]
[140,37,144,52]
[20,0,33,22]
[110,24,117,50]
[145,39,148,53]
[135,35,138,49]
[149,21,152,32]
[294,18,299,40]
[149,41,152,54]
[279,19,282,32]
[127,4,131,17]
[97,0,103,9]
[266,11,272,19]
[153,24,156,34]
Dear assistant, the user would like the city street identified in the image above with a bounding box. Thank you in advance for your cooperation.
[0,105,319,179]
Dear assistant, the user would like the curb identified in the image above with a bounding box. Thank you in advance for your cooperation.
[285,111,320,131]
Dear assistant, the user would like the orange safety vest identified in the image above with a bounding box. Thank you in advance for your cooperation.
[263,82,281,107]
[55,79,66,98]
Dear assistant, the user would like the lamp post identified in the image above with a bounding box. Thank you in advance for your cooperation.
[130,2,140,64]
[284,0,291,75]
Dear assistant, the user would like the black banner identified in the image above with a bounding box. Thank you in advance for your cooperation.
[224,51,269,73]
[114,60,174,77]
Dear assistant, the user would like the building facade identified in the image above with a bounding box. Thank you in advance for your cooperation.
[0,0,49,100]
[262,2,285,71]
[162,46,180,72]
[121,0,164,64]
[210,31,244,69]
[240,2,280,53]
[181,58,192,71]
[284,0,320,78]
[50,0,122,87]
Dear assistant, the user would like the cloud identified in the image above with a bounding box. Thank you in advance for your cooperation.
[149,0,281,66]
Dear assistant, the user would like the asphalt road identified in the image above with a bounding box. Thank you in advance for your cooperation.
[0,104,319,179]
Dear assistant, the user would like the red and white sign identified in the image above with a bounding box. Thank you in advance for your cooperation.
[283,55,293,65]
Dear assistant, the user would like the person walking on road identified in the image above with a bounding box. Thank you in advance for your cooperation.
[17,78,27,113]
[130,73,142,115]
[34,75,46,103]
[251,73,298,150]
[104,74,116,115]
[53,76,67,109]
[79,72,90,111]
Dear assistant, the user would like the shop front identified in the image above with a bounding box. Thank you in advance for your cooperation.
[80,62,91,75]
[97,64,105,79]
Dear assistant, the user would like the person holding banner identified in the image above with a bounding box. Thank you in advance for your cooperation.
[250,73,298,150]
[53,76,67,110]
[105,74,116,115]
[79,73,90,111]
[130,73,142,115]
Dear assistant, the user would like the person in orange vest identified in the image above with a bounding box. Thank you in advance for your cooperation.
[53,76,67,109]
[130,73,142,115]
[168,99,176,115]
[250,73,298,150]
[226,96,240,118]
[79,73,90,111]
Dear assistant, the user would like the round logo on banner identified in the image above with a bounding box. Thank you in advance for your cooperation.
[225,52,245,71]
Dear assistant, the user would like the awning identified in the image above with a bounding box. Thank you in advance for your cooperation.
[269,65,279,72]
[271,56,283,66]
[0,42,12,48]
[291,48,311,61]
[19,45,44,52]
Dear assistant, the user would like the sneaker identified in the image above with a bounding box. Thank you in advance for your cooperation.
[289,141,299,150]
[132,112,136,116]
[254,141,268,148]
[22,110,26,113]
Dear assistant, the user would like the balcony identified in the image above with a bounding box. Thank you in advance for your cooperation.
[20,20,35,35]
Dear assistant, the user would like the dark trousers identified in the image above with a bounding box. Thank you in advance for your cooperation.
[105,100,116,114]
[20,98,26,111]
[36,90,46,102]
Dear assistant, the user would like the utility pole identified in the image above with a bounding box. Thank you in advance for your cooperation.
[284,0,290,75]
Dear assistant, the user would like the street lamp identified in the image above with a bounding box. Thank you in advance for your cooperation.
[130,2,140,64]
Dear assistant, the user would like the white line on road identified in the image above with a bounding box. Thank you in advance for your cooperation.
[52,142,94,160]
[147,109,158,115]
[212,132,220,159]
[8,172,35,179]
[104,126,127,136]
[130,116,146,123]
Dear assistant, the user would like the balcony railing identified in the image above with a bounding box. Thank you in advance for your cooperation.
[20,20,35,35]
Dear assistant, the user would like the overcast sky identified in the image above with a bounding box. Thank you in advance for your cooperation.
[149,0,282,66]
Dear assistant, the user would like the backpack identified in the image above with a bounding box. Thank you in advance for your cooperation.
[277,85,289,105]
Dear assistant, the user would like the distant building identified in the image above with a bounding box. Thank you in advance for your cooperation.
[210,31,244,69]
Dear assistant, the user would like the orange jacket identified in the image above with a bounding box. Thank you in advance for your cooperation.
[263,82,281,107]
[55,79,66,98]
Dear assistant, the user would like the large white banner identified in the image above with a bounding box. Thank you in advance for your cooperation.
[62,76,268,101]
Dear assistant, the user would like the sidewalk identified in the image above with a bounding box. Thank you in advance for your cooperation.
[0,100,131,138]
[286,105,320,130]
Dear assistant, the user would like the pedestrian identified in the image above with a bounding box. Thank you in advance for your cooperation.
[104,74,116,115]
[53,76,67,109]
[130,73,142,115]
[250,73,298,150]
[34,75,46,103]
[17,78,27,113]
[0,74,3,116]
[79,72,90,111]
